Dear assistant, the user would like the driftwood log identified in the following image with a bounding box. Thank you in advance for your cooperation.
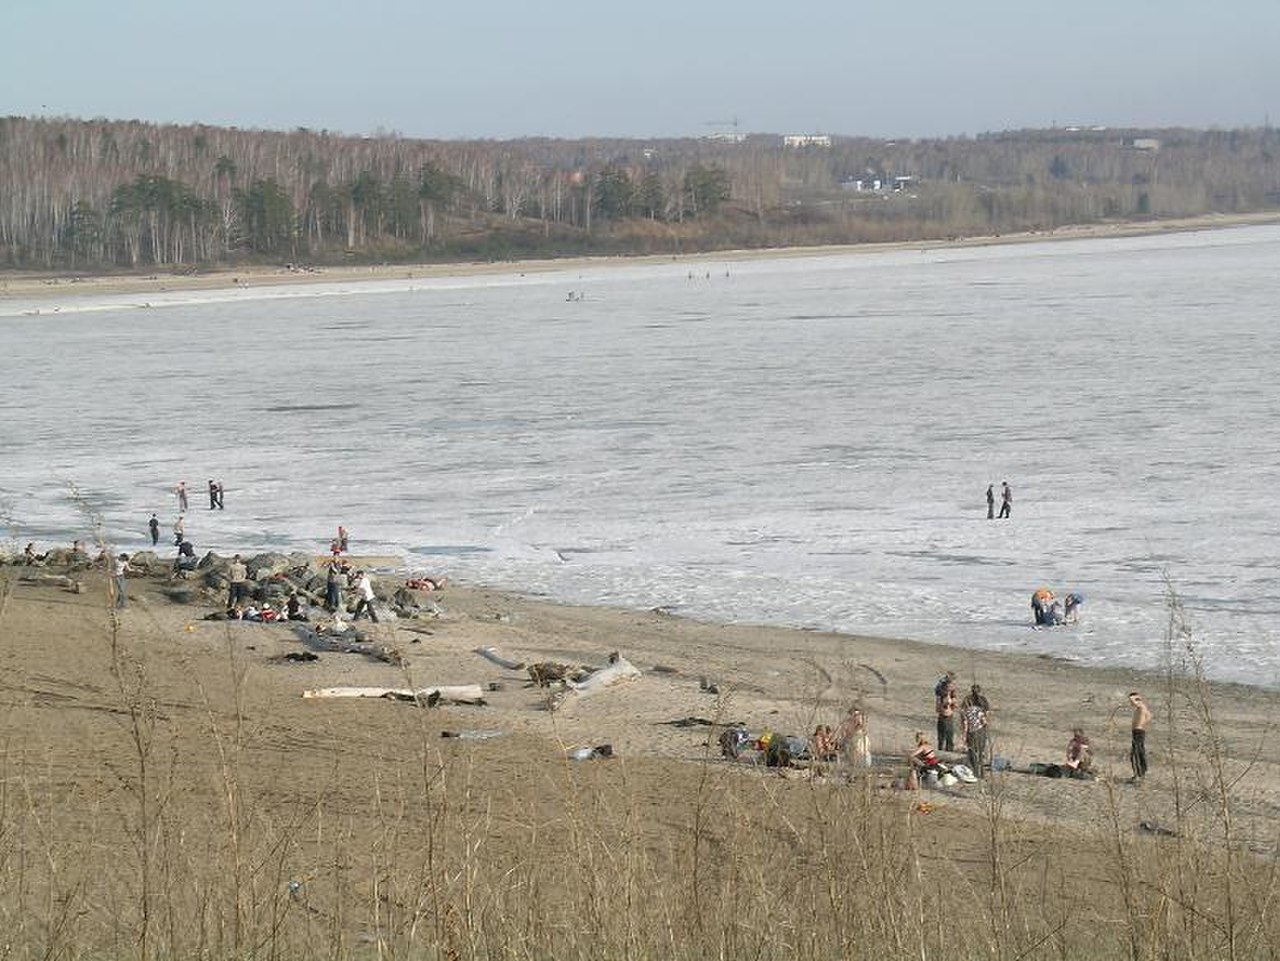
[18,573,81,591]
[550,656,641,711]
[294,626,402,665]
[302,685,486,705]
[475,646,525,670]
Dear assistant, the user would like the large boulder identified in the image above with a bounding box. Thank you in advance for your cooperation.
[198,551,229,571]
[127,551,163,573]
[286,551,315,571]
[246,552,291,580]
[161,585,197,604]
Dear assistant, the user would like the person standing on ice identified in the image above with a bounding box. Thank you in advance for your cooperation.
[998,481,1012,519]
[986,484,995,519]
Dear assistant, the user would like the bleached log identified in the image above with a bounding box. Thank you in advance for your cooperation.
[474,646,525,670]
[551,656,641,711]
[19,573,80,590]
[303,684,486,704]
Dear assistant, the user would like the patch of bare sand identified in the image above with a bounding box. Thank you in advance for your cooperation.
[4,563,1279,955]
[4,564,1278,843]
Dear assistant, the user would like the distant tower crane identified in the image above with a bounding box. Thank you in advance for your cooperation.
[703,116,743,141]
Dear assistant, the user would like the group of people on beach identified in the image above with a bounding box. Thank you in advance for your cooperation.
[318,557,378,621]
[903,672,1153,787]
[911,672,994,783]
[223,590,311,623]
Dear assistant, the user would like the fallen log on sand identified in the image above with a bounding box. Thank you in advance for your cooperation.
[302,684,487,705]
[550,655,641,711]
[19,573,81,592]
[474,646,525,670]
[295,626,402,665]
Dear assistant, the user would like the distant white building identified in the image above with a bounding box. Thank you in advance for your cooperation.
[1127,138,1161,151]
[842,174,915,193]
[783,134,832,148]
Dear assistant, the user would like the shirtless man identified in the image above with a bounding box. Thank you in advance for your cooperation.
[936,675,958,752]
[1129,692,1152,782]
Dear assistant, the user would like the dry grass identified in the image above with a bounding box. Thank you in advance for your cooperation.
[1,561,1279,961]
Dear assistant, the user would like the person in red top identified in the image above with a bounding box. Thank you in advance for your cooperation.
[909,731,942,774]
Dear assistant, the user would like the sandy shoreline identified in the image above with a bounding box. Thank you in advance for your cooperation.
[5,557,1279,956]
[6,559,1279,837]
[3,211,1279,304]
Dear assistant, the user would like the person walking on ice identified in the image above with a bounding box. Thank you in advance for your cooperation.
[998,481,1012,519]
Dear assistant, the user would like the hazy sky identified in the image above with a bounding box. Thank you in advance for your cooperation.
[7,0,1278,140]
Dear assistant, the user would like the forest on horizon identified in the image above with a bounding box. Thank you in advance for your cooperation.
[3,116,1280,272]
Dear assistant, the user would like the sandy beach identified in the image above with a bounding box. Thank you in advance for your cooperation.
[4,211,1280,305]
[3,548,1279,956]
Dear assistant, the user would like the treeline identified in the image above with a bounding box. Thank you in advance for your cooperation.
[3,116,1280,271]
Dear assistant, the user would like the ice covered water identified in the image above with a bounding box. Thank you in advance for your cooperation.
[3,225,1279,686]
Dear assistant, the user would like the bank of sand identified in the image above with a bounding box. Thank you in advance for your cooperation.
[4,211,1280,305]
[5,562,1280,840]
[5,561,1280,954]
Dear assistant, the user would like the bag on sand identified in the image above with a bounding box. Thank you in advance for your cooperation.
[952,764,978,783]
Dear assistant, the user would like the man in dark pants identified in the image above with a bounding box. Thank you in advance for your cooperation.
[936,676,958,751]
[227,554,249,609]
[1129,692,1152,782]
[961,685,991,777]
[148,513,160,546]
[986,484,995,519]
[998,481,1012,518]
[353,570,379,622]
[209,479,219,510]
